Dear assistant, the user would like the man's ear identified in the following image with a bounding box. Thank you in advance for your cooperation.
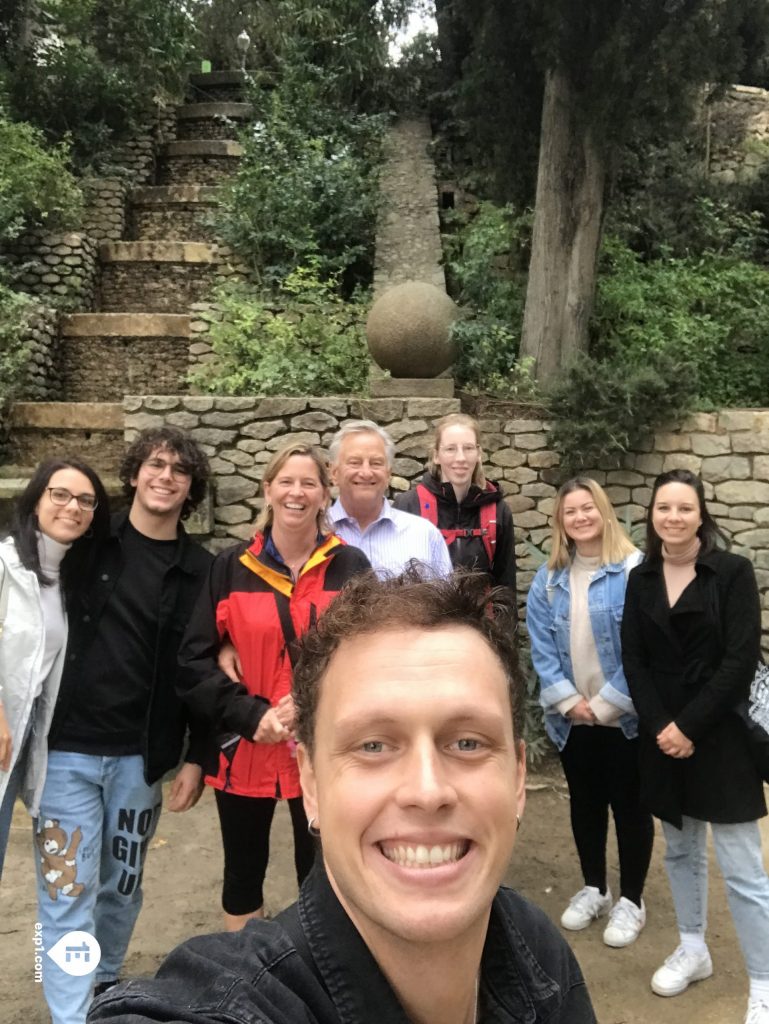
[515,740,527,818]
[297,743,318,823]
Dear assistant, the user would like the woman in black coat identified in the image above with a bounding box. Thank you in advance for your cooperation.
[393,413,517,610]
[622,469,769,1022]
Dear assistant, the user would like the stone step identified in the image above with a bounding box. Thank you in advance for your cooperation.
[59,314,191,400]
[128,185,220,241]
[176,102,253,141]
[98,242,221,313]
[8,402,124,473]
[187,70,246,103]
[157,140,243,185]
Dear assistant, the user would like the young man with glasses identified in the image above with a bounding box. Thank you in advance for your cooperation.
[36,427,212,1024]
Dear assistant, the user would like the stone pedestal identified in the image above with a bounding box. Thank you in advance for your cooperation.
[370,377,455,398]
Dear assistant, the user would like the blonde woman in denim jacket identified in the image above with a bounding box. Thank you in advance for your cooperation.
[527,477,652,948]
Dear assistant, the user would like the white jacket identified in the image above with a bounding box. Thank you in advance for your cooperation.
[0,537,67,818]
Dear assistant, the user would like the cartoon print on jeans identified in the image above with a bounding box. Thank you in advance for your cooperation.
[36,819,85,900]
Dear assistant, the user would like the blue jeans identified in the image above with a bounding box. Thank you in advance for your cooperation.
[663,816,769,979]
[35,751,162,1024]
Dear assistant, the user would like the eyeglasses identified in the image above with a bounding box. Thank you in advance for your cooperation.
[142,457,192,480]
[47,487,98,512]
[439,445,479,457]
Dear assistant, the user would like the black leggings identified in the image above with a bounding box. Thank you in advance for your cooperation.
[214,790,316,915]
[559,725,654,906]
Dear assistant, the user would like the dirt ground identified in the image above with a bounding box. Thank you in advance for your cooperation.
[1,757,763,1023]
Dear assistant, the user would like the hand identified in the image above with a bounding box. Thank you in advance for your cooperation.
[274,694,296,732]
[0,701,12,772]
[568,698,597,725]
[253,708,291,744]
[657,722,695,759]
[167,762,204,812]
[218,641,242,683]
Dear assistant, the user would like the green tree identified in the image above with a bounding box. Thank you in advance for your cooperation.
[439,0,768,382]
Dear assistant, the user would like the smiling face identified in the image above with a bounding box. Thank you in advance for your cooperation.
[331,431,391,518]
[651,481,702,554]
[263,454,329,536]
[130,444,192,522]
[433,424,480,492]
[560,487,604,555]
[298,625,525,954]
[35,467,96,545]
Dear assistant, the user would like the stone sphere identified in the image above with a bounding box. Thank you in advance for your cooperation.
[366,281,458,378]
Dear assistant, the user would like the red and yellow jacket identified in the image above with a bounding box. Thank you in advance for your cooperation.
[178,531,370,798]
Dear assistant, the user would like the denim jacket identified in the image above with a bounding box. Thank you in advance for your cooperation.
[90,862,596,1024]
[526,553,642,751]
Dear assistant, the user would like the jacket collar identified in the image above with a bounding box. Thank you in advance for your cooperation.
[290,863,560,1024]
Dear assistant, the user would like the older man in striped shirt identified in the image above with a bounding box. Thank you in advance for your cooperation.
[328,421,452,580]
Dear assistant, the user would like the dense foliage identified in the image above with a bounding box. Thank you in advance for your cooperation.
[0,0,197,166]
[0,283,34,449]
[0,114,82,243]
[190,265,369,397]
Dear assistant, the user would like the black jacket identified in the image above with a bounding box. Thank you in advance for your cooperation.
[50,511,213,784]
[621,547,765,827]
[89,862,596,1024]
[393,473,517,603]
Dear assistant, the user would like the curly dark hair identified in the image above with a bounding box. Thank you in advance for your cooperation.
[119,426,210,520]
[10,457,111,595]
[293,567,523,757]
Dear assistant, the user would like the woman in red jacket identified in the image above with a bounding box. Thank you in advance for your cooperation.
[178,442,370,930]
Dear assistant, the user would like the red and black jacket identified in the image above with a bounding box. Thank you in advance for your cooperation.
[177,532,370,798]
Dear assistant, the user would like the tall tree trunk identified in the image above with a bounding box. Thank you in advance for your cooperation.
[520,65,607,384]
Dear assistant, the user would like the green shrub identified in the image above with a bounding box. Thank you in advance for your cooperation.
[546,349,697,470]
[443,202,532,395]
[0,116,82,243]
[0,284,34,449]
[593,239,769,407]
[213,58,387,290]
[190,265,369,397]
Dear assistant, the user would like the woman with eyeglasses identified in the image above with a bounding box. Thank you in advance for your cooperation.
[393,413,517,608]
[0,457,109,878]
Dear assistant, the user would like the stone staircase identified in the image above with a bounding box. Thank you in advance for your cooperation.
[8,71,249,485]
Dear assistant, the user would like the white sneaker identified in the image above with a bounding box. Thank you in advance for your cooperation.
[560,886,612,931]
[746,999,769,1024]
[603,897,646,948]
[651,945,713,996]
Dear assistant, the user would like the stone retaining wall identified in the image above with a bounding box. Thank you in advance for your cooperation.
[121,397,769,644]
[11,231,98,311]
[82,178,129,243]
[709,84,769,183]
[20,305,62,402]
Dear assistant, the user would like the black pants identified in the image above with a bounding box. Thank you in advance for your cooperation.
[214,790,316,915]
[559,725,654,906]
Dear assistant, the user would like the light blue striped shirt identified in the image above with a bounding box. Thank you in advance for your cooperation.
[329,498,453,580]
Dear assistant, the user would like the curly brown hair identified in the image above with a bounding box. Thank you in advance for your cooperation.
[119,426,210,520]
[293,567,523,757]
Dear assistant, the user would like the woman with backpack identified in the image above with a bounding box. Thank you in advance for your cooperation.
[393,413,517,609]
[526,476,652,948]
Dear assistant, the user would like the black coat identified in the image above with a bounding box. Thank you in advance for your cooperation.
[89,862,596,1024]
[621,548,765,827]
[393,473,517,602]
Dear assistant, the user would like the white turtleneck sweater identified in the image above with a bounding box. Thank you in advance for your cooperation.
[35,532,71,699]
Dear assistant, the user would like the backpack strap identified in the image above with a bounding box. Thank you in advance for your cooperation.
[416,483,498,567]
